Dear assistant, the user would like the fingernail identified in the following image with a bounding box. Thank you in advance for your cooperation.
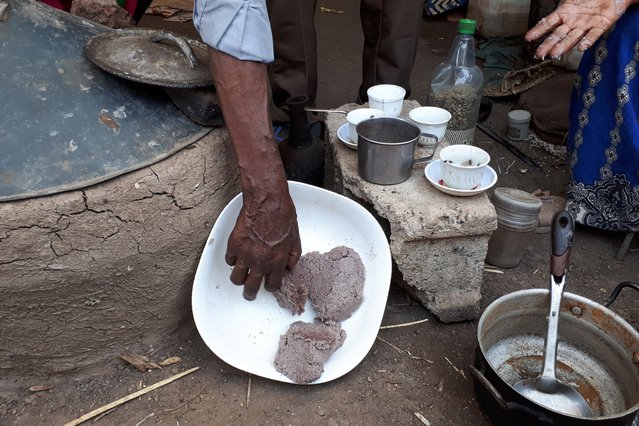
[579,40,592,51]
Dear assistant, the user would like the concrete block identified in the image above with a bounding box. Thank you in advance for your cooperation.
[326,100,498,322]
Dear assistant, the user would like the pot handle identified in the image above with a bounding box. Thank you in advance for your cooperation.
[413,132,439,165]
[469,365,508,410]
[604,281,639,307]
[149,31,198,69]
[0,1,8,23]
[470,365,555,425]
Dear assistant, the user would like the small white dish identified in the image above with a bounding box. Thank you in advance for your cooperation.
[337,123,357,150]
[409,106,451,147]
[439,145,491,190]
[424,159,497,197]
[367,84,406,117]
[346,108,387,143]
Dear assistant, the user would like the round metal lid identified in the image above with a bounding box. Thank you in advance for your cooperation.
[85,28,214,88]
[492,187,542,227]
[493,187,541,211]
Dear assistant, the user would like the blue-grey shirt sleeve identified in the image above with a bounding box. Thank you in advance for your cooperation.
[193,0,274,63]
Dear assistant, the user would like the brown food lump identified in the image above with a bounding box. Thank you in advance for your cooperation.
[274,246,365,321]
[274,320,346,384]
[307,246,365,322]
[273,251,322,315]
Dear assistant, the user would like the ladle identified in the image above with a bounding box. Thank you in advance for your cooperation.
[513,211,593,417]
[304,107,347,114]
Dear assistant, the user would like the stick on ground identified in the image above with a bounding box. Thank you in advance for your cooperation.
[246,375,252,408]
[63,367,200,426]
[379,318,429,330]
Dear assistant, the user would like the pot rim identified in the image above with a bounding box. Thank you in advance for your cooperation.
[356,117,420,146]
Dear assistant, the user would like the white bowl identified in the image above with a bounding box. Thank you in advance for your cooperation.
[367,84,406,117]
[192,182,392,384]
[409,106,452,147]
[346,108,387,144]
[439,145,491,190]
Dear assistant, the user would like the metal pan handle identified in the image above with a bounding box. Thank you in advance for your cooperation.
[149,31,198,68]
[604,281,639,307]
[470,365,554,425]
[469,365,508,410]
[551,211,574,279]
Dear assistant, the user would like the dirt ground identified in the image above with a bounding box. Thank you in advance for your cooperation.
[2,1,638,425]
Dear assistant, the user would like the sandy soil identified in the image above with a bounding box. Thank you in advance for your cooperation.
[2,1,638,425]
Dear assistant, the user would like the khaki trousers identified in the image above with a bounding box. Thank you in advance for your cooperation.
[267,0,422,109]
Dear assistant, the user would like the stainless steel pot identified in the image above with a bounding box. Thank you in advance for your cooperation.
[356,117,434,185]
[472,288,639,425]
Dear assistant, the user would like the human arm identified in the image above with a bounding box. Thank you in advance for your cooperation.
[207,48,301,301]
[525,0,639,59]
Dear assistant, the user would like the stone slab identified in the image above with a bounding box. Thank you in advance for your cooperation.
[326,100,498,322]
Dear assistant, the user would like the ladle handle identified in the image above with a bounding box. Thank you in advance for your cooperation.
[551,211,574,278]
[304,107,347,114]
[540,211,574,387]
[540,272,564,386]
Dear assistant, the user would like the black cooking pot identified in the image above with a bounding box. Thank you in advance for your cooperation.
[472,286,639,425]
[473,214,639,425]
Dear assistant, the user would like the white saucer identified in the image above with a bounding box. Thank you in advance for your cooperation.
[337,123,357,150]
[424,159,497,197]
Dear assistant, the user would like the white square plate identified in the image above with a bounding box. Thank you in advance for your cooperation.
[192,182,392,384]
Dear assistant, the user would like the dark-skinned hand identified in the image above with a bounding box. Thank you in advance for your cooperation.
[207,48,303,301]
[225,188,301,300]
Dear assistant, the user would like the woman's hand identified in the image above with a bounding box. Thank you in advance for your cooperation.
[525,0,630,59]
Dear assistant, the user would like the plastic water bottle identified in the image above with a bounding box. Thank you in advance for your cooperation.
[427,19,484,145]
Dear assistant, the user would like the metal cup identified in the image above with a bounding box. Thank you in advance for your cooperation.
[356,117,434,185]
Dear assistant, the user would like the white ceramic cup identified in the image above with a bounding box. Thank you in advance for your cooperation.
[439,144,490,190]
[367,84,406,117]
[346,108,387,143]
[408,106,452,147]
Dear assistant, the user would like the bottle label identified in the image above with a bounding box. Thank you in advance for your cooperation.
[444,127,476,145]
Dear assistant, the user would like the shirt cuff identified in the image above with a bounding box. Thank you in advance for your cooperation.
[194,0,274,63]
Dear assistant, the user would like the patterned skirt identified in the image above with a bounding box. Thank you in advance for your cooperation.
[567,6,639,232]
